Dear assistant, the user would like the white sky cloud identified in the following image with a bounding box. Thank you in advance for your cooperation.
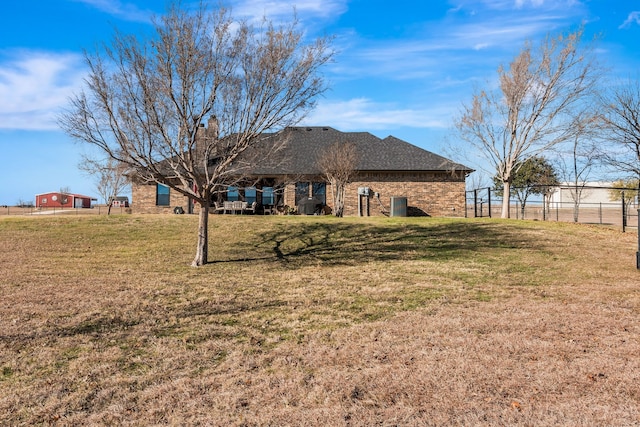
[71,0,153,22]
[229,0,348,23]
[302,98,454,131]
[619,11,640,29]
[328,0,584,85]
[0,51,86,130]
[515,0,545,8]
[330,18,560,83]
[473,0,552,10]
[75,0,349,24]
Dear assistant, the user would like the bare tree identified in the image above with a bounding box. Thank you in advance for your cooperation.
[58,186,71,209]
[599,77,640,191]
[80,156,129,214]
[317,141,358,217]
[16,199,33,208]
[555,117,601,222]
[456,28,600,218]
[59,2,333,266]
[466,171,491,192]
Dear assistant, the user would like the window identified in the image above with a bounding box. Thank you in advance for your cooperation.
[245,187,257,204]
[296,182,327,205]
[262,187,275,205]
[156,184,170,206]
[312,182,326,205]
[295,182,309,205]
[227,186,239,201]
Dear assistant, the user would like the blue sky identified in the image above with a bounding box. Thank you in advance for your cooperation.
[1,0,639,205]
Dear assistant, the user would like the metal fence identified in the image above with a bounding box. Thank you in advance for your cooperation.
[466,187,639,232]
[0,206,132,216]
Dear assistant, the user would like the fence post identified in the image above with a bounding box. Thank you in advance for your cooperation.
[465,191,469,218]
[474,189,478,218]
[487,187,492,218]
[637,208,639,269]
[622,192,626,233]
[599,203,602,224]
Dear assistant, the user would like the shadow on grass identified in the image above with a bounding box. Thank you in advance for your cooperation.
[212,220,537,267]
[0,314,141,351]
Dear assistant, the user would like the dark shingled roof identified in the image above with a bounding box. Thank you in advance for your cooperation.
[249,126,471,175]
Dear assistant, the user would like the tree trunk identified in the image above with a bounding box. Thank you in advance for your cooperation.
[192,202,209,267]
[501,182,511,219]
[334,184,345,217]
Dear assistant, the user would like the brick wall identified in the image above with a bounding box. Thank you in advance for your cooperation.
[132,183,190,214]
[282,171,466,217]
[133,172,467,217]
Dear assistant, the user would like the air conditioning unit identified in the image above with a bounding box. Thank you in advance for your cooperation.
[390,197,407,217]
[358,187,370,196]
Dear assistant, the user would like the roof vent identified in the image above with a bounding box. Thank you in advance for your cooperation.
[306,128,312,131]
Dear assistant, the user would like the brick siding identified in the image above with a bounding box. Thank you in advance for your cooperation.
[281,171,466,217]
[132,184,190,214]
[133,171,466,217]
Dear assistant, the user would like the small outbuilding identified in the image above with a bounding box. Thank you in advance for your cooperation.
[109,196,130,208]
[35,192,96,209]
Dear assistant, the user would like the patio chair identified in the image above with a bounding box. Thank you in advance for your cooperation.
[244,201,257,214]
[262,204,275,215]
[233,200,245,214]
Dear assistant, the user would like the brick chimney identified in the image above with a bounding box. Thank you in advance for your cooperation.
[206,115,219,139]
[194,123,207,164]
[194,116,218,163]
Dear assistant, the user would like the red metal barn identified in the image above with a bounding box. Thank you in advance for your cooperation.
[35,192,95,208]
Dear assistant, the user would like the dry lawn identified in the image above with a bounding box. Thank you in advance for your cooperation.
[0,215,638,426]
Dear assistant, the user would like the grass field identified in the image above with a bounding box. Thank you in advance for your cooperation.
[1,215,638,426]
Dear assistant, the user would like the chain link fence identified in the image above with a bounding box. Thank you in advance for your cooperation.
[0,205,132,216]
[466,186,639,232]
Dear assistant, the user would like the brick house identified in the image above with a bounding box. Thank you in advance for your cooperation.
[132,126,472,217]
